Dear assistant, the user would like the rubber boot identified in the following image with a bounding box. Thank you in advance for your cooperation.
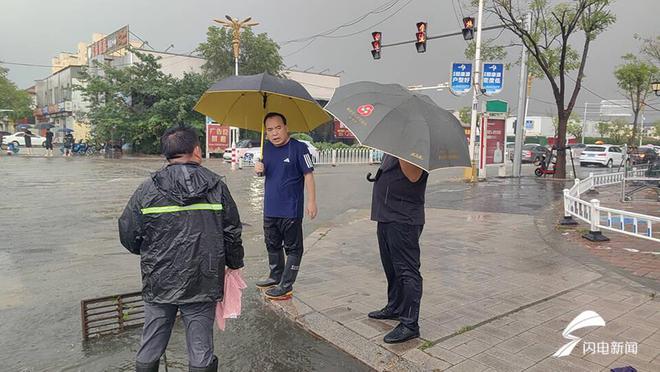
[189,355,218,372]
[265,255,301,300]
[136,359,159,372]
[256,252,284,288]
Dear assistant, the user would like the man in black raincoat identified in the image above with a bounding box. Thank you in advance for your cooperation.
[119,126,244,372]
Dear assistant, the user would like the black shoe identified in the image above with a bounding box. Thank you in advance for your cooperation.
[368,308,399,320]
[136,359,159,372]
[189,355,218,372]
[255,277,279,288]
[383,323,420,344]
[265,285,293,300]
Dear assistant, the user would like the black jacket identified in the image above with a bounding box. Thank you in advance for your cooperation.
[119,163,244,304]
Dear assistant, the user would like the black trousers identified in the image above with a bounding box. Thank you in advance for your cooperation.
[263,217,303,279]
[377,222,423,332]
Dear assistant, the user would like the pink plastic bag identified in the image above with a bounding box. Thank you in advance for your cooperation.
[215,269,247,331]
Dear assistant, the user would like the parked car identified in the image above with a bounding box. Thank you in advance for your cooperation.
[509,143,547,163]
[628,147,658,165]
[224,138,319,163]
[1,132,47,147]
[568,143,587,158]
[223,139,260,161]
[579,144,624,167]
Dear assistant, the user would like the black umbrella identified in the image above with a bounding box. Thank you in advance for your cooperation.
[36,123,55,130]
[325,81,470,172]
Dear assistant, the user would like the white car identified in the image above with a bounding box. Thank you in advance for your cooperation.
[579,144,625,167]
[2,132,47,147]
[224,139,319,164]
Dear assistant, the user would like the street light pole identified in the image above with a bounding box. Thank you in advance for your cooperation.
[214,16,259,150]
[468,0,484,182]
[512,13,531,178]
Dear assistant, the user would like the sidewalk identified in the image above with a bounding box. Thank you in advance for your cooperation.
[265,207,660,371]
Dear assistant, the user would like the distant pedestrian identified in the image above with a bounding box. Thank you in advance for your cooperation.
[63,132,74,157]
[368,154,428,344]
[119,126,244,372]
[45,129,54,157]
[24,128,33,155]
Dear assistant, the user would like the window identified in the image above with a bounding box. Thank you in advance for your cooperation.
[585,146,605,152]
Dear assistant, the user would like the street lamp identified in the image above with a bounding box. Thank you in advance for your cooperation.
[652,81,660,96]
[214,15,259,76]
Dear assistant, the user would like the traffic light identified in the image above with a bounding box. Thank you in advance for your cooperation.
[371,31,382,60]
[415,22,427,53]
[462,17,474,40]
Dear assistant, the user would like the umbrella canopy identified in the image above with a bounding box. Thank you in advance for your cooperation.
[194,73,331,132]
[17,124,33,131]
[36,123,55,130]
[325,81,470,172]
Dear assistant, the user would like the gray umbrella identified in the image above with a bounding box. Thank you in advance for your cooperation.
[325,81,470,172]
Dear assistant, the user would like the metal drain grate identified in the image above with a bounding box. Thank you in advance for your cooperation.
[81,291,144,341]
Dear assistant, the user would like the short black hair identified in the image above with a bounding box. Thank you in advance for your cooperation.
[161,125,200,160]
[264,112,287,126]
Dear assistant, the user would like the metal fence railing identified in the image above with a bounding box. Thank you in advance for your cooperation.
[315,148,378,166]
[562,167,659,243]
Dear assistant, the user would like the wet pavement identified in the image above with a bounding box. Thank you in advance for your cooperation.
[0,156,373,371]
[0,154,637,371]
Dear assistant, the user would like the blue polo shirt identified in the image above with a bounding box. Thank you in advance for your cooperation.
[263,138,314,218]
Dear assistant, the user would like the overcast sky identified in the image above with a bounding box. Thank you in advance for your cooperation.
[2,0,659,121]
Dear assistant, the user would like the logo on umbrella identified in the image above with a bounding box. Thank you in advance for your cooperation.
[357,104,375,117]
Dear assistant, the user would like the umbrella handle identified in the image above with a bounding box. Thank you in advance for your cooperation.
[256,124,265,177]
[366,169,381,182]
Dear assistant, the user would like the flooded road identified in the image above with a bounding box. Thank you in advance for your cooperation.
[0,156,373,371]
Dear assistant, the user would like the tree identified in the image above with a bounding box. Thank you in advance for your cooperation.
[197,26,284,81]
[478,0,615,177]
[0,67,32,123]
[77,49,209,153]
[653,120,660,137]
[613,53,658,145]
[596,121,610,138]
[636,34,660,64]
[459,106,471,124]
[607,118,632,144]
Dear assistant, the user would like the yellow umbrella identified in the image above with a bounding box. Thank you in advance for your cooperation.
[194,73,331,155]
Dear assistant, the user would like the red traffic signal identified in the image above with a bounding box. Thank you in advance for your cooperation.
[415,22,427,53]
[462,17,474,40]
[371,31,382,60]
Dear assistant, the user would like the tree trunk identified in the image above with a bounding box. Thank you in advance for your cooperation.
[555,112,568,178]
[628,110,640,146]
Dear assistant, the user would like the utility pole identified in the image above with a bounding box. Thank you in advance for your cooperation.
[213,15,259,154]
[512,13,531,178]
[468,0,484,182]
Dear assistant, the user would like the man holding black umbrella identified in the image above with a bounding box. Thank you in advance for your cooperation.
[368,154,428,343]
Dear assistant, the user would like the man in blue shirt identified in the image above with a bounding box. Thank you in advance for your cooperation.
[255,112,317,300]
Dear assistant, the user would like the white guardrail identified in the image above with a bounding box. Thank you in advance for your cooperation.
[239,147,379,167]
[562,167,659,243]
[315,148,377,166]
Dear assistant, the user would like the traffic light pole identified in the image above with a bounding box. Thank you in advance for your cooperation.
[379,25,505,49]
[468,0,484,182]
[512,13,531,178]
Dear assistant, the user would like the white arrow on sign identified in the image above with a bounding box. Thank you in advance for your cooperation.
[489,65,497,71]
[459,64,466,71]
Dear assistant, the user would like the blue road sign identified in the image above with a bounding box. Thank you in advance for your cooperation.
[482,63,503,95]
[450,63,472,95]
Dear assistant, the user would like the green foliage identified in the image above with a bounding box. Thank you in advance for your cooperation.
[197,26,284,81]
[290,133,313,142]
[596,121,610,138]
[653,120,660,137]
[607,118,632,145]
[0,67,32,121]
[613,53,659,144]
[76,49,210,153]
[459,106,471,125]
